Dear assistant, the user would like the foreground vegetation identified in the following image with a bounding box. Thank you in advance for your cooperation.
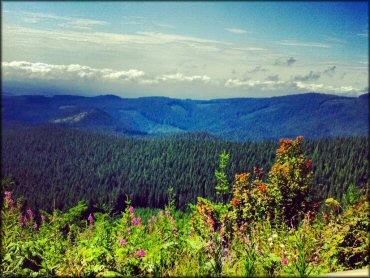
[2,136,368,276]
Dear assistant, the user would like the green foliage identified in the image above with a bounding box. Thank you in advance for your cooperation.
[343,184,364,210]
[2,136,369,276]
[215,150,231,203]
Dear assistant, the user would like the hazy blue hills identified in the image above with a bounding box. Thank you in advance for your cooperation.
[2,92,368,140]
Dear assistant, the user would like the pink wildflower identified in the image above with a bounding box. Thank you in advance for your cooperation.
[4,192,15,207]
[5,191,12,200]
[171,217,175,223]
[159,211,164,216]
[41,215,46,223]
[27,209,34,219]
[153,215,157,221]
[166,211,171,217]
[23,217,29,224]
[136,249,146,258]
[120,239,127,245]
[129,206,134,213]
[132,217,139,226]
[148,219,152,225]
[282,258,289,265]
[88,213,94,223]
[173,227,178,234]
[126,228,131,234]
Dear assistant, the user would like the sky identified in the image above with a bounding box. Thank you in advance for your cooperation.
[2,1,369,99]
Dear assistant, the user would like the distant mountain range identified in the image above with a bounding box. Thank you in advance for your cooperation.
[2,92,368,140]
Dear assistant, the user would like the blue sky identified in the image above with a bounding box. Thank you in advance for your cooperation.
[2,2,368,99]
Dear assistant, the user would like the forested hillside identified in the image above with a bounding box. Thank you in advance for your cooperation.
[2,92,368,140]
[2,125,367,212]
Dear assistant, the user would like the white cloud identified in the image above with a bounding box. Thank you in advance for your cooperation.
[277,40,330,48]
[357,31,368,38]
[103,70,145,81]
[158,73,211,83]
[59,19,108,30]
[2,61,144,82]
[10,11,108,30]
[2,61,212,85]
[225,28,250,34]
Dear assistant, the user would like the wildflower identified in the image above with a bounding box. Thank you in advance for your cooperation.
[132,218,139,226]
[272,233,278,239]
[166,211,171,217]
[27,209,34,219]
[148,219,152,225]
[153,215,157,222]
[159,211,164,216]
[209,216,216,232]
[173,227,178,234]
[136,249,146,258]
[23,217,29,224]
[257,184,268,192]
[269,242,273,247]
[220,226,225,237]
[232,198,240,207]
[5,191,12,199]
[4,191,15,207]
[268,237,273,242]
[282,258,289,265]
[306,160,313,169]
[88,213,94,223]
[171,217,175,223]
[235,173,249,182]
[129,206,134,213]
[126,228,131,234]
[280,244,285,249]
[120,239,127,245]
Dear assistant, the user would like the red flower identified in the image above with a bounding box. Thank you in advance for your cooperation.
[232,198,240,207]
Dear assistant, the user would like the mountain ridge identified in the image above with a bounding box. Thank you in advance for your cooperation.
[2,92,368,141]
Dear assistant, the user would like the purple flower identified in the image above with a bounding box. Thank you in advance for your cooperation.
[282,258,289,265]
[27,209,34,219]
[120,239,127,245]
[132,218,139,226]
[136,249,146,258]
[166,211,171,217]
[173,227,178,234]
[5,191,12,199]
[4,192,14,207]
[171,217,175,223]
[41,215,46,223]
[148,219,152,225]
[88,213,94,223]
[23,217,29,223]
[153,216,157,221]
[129,206,134,213]
[126,228,131,234]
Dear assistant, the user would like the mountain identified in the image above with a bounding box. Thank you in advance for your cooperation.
[2,92,368,140]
